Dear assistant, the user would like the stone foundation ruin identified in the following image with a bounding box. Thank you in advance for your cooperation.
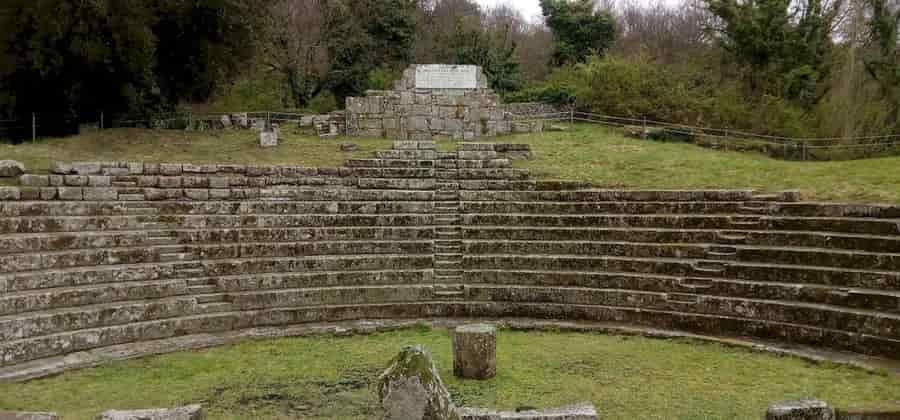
[0,140,898,386]
[346,65,547,140]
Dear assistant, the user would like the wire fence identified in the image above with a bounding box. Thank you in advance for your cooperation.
[558,111,900,161]
[3,109,900,161]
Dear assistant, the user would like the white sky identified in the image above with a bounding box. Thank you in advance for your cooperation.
[475,0,682,23]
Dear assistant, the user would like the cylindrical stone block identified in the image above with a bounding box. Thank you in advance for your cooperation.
[452,323,497,379]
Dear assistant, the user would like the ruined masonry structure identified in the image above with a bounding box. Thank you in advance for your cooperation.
[0,141,899,382]
[346,64,544,140]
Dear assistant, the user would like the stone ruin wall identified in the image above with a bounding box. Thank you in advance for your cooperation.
[345,65,546,140]
[0,140,899,383]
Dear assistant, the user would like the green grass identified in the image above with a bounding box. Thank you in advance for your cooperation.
[1,329,898,419]
[2,124,899,204]
[0,127,395,172]
[512,125,900,204]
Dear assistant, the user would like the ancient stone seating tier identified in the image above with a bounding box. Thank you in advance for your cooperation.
[0,140,898,381]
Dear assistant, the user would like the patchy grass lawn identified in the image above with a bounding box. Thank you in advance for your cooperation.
[0,127,395,172]
[0,328,898,420]
[1,124,898,204]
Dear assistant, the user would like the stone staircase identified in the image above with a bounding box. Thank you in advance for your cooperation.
[434,150,464,298]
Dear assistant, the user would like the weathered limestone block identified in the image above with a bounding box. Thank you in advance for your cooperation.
[377,345,460,420]
[0,412,59,420]
[458,403,598,420]
[767,400,835,420]
[96,405,204,420]
[453,324,497,380]
[0,160,25,178]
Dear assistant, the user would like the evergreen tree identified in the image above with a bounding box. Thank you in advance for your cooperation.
[539,0,617,65]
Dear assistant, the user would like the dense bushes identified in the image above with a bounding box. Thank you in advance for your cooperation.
[516,55,817,137]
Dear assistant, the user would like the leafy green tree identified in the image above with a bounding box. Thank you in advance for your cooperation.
[323,0,418,102]
[704,0,843,106]
[539,0,617,66]
[0,0,271,124]
[0,0,160,123]
[446,19,524,95]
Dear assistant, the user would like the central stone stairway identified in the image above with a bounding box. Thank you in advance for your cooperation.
[434,148,464,298]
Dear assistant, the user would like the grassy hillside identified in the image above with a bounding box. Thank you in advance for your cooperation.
[2,125,898,204]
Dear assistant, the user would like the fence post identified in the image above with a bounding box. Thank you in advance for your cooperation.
[569,108,574,125]
[100,112,104,130]
[31,113,36,143]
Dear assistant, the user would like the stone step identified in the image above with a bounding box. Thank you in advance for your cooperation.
[433,206,460,214]
[666,293,700,304]
[180,268,207,277]
[692,261,728,273]
[730,216,763,226]
[195,293,228,304]
[344,159,432,168]
[435,160,459,169]
[435,269,464,277]
[435,245,463,253]
[393,141,435,150]
[112,181,138,188]
[119,194,145,201]
[437,152,458,160]
[188,285,218,295]
[458,143,496,151]
[707,246,739,257]
[435,261,462,270]
[124,207,157,216]
[145,237,178,246]
[458,150,498,160]
[436,170,459,179]
[141,222,170,230]
[196,301,234,314]
[159,252,196,262]
[435,239,463,247]
[375,150,437,160]
[186,278,214,287]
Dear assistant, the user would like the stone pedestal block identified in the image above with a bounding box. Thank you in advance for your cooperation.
[259,129,278,148]
[767,400,835,420]
[453,324,497,380]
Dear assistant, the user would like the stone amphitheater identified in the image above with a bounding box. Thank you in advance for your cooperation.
[0,139,899,387]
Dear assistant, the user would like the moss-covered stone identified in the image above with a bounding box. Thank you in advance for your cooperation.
[377,345,460,420]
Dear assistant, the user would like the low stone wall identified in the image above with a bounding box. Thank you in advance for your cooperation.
[0,140,898,381]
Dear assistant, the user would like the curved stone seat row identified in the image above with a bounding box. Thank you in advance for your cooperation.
[0,141,897,380]
[2,301,898,369]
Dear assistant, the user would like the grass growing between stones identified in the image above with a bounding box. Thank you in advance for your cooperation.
[1,328,898,420]
[2,124,899,203]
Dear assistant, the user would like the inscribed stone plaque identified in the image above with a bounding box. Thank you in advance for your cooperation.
[415,65,478,90]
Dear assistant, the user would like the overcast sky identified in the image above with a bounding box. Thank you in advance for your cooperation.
[474,0,681,22]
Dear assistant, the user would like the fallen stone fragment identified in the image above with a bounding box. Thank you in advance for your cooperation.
[340,142,360,152]
[767,400,835,420]
[96,404,204,420]
[458,403,598,420]
[0,160,25,178]
[377,345,460,420]
[0,412,59,420]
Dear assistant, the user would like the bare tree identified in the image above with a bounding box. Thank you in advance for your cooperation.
[261,0,330,107]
